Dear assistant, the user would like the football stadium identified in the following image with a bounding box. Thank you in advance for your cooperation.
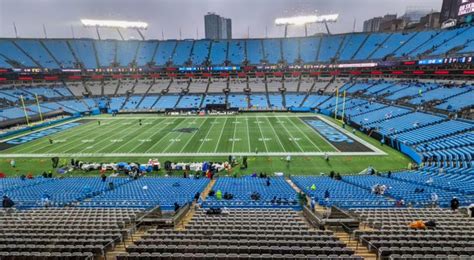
[0,0,474,259]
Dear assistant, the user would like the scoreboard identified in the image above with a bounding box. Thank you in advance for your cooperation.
[458,0,474,16]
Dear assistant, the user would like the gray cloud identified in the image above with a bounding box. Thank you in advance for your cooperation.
[0,0,442,40]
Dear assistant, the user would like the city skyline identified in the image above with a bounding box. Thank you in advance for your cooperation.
[0,0,442,40]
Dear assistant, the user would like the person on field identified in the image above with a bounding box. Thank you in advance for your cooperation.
[10,159,15,168]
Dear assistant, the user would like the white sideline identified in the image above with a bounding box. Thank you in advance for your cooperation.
[0,151,386,158]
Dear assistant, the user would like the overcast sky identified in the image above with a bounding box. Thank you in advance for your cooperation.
[0,0,442,40]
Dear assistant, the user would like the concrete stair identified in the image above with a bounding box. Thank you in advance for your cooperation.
[200,179,216,200]
[105,229,148,260]
[333,231,377,260]
[175,205,196,231]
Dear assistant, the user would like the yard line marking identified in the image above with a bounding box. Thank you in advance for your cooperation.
[275,116,305,152]
[144,118,188,153]
[90,119,162,153]
[213,117,228,153]
[285,117,322,152]
[22,120,121,154]
[179,117,209,153]
[231,117,238,153]
[245,117,252,152]
[162,117,200,153]
[108,118,167,153]
[255,116,269,152]
[65,119,140,154]
[197,118,219,153]
[135,117,181,153]
[39,119,126,153]
[263,116,287,152]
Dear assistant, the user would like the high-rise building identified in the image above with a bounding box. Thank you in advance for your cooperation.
[363,14,397,32]
[204,13,232,40]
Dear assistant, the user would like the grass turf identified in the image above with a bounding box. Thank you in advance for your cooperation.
[0,113,411,176]
[1,114,336,155]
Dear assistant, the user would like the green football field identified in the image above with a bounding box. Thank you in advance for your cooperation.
[0,113,410,176]
[1,114,379,157]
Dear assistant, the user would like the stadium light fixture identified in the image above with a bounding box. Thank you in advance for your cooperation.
[81,19,148,40]
[81,19,148,29]
[274,14,339,37]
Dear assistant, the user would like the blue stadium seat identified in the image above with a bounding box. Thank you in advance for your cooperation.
[0,40,37,67]
[292,176,392,208]
[203,177,299,209]
[172,41,193,66]
[263,39,282,64]
[353,33,390,60]
[154,41,176,66]
[95,40,116,67]
[84,177,209,210]
[68,40,98,69]
[190,40,211,66]
[246,40,264,65]
[338,34,368,61]
[299,37,319,63]
[116,41,140,67]
[15,40,59,69]
[281,38,299,64]
[318,35,344,62]
[136,41,157,66]
[210,41,228,65]
[228,40,245,65]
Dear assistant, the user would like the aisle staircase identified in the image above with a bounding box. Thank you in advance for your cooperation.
[105,228,148,260]
[333,231,377,260]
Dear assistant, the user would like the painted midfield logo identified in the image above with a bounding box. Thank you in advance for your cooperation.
[173,127,199,133]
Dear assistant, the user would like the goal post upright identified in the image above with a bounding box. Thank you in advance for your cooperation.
[20,95,30,126]
[341,90,346,123]
[334,87,339,120]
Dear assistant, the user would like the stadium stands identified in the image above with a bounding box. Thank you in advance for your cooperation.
[121,208,359,259]
[84,177,209,210]
[352,208,474,259]
[292,176,393,208]
[2,12,474,260]
[202,177,298,209]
